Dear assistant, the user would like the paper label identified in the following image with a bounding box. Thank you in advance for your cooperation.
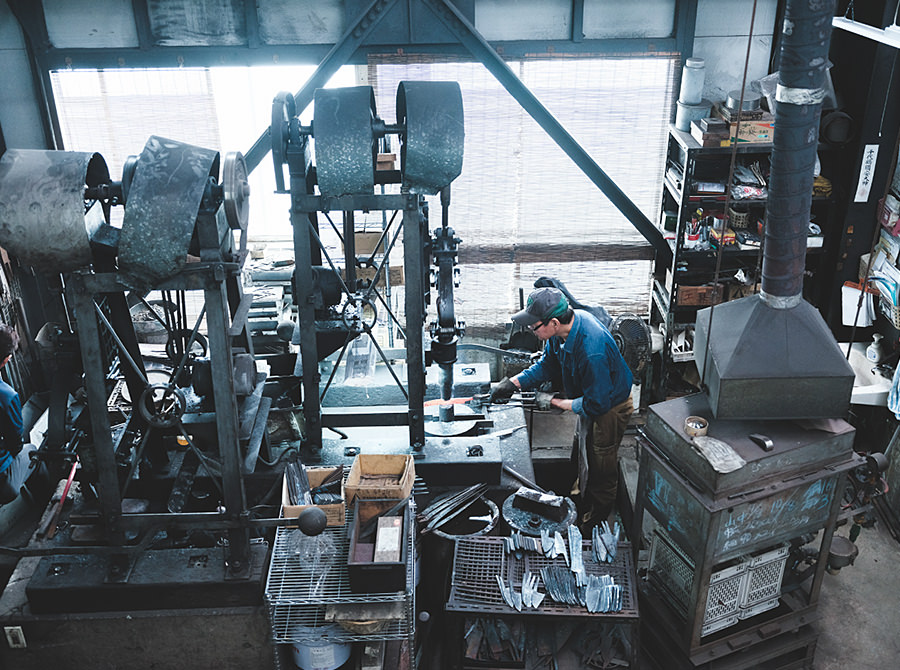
[855,144,879,202]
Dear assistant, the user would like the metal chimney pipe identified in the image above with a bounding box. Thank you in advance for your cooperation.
[693,0,854,420]
[761,0,835,306]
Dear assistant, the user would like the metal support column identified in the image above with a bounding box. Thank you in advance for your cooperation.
[403,202,427,451]
[290,162,323,451]
[67,274,124,545]
[204,267,250,576]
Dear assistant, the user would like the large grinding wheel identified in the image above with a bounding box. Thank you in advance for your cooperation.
[118,136,220,288]
[0,149,110,271]
[313,86,378,197]
[396,81,464,194]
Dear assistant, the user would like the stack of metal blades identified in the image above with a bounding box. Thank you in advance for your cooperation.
[592,520,620,563]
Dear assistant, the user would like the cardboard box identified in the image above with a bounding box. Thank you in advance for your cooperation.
[353,231,385,255]
[376,153,397,171]
[356,264,405,286]
[729,114,775,143]
[676,283,725,306]
[281,466,346,526]
[344,454,415,503]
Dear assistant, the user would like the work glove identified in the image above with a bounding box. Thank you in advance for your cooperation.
[489,377,517,404]
[534,391,556,411]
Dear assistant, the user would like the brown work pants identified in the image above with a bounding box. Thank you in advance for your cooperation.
[572,396,633,526]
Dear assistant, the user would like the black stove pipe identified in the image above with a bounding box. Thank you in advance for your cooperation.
[762,0,834,304]
[693,0,854,420]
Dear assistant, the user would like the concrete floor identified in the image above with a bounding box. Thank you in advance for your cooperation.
[816,520,900,669]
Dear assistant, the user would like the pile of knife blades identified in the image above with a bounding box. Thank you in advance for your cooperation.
[495,572,545,611]
[539,566,623,613]
[592,521,620,564]
[504,531,543,558]
[418,483,488,534]
[539,528,569,565]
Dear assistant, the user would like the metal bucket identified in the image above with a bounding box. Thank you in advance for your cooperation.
[290,625,351,670]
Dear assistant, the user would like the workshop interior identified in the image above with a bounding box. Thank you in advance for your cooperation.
[1,1,900,669]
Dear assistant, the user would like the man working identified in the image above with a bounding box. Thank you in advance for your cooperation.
[490,287,633,526]
[0,323,38,504]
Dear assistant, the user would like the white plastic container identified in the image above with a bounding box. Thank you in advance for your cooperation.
[290,625,352,670]
[679,57,706,105]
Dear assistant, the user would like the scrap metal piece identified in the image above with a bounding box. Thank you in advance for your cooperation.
[314,86,377,196]
[396,81,464,194]
[0,149,109,271]
[119,136,220,287]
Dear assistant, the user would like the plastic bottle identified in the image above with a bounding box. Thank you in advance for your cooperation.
[866,333,884,363]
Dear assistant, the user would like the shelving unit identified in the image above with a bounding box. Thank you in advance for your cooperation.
[265,502,416,664]
[652,125,837,370]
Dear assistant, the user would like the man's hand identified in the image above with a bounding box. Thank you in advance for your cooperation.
[489,377,517,404]
[534,391,556,411]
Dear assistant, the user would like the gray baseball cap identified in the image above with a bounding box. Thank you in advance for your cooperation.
[511,287,569,327]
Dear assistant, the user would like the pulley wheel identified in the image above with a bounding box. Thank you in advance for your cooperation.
[502,492,577,537]
[121,155,138,204]
[223,152,250,231]
[396,81,464,194]
[138,383,187,429]
[271,91,295,193]
[223,151,250,260]
[340,295,378,333]
[313,86,378,197]
[119,136,220,288]
[165,329,209,363]
[0,149,109,271]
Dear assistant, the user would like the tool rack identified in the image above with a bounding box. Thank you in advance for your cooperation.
[265,500,416,666]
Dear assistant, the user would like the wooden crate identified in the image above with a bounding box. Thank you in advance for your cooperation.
[344,454,415,503]
[282,466,346,526]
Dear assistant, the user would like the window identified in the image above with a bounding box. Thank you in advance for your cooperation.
[51,54,676,334]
